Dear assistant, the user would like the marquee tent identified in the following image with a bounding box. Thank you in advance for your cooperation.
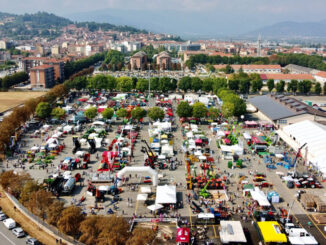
[155,185,176,204]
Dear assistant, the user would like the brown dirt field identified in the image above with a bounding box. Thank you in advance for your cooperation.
[0,187,64,245]
[0,92,46,113]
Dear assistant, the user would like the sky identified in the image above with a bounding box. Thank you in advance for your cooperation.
[1,0,326,37]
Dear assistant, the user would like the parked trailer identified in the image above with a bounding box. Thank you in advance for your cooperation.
[62,177,76,194]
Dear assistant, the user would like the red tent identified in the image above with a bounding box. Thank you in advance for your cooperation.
[176,228,189,243]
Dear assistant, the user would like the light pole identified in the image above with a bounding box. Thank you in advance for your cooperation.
[148,63,151,99]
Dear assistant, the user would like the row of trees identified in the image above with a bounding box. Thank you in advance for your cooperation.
[186,53,326,72]
[176,101,221,119]
[0,171,156,245]
[64,52,106,79]
[0,84,68,153]
[265,79,324,94]
[0,72,29,90]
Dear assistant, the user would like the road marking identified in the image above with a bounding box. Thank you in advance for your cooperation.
[187,201,193,228]
[213,225,219,238]
[0,231,16,245]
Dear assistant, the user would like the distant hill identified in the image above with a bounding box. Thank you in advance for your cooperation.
[0,11,147,40]
[243,20,326,39]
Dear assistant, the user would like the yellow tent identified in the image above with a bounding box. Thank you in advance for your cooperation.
[257,221,287,243]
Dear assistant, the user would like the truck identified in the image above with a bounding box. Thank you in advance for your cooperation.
[62,177,76,194]
[287,228,318,245]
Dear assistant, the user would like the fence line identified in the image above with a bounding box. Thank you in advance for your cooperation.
[5,192,84,245]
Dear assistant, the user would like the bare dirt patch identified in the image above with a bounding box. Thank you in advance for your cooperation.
[0,92,46,113]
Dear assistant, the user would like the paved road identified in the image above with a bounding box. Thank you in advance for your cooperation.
[0,222,27,245]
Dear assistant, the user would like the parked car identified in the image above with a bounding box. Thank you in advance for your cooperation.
[12,227,25,238]
[0,212,8,221]
[3,218,16,229]
[26,237,41,245]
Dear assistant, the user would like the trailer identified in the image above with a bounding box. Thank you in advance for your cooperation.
[62,177,76,194]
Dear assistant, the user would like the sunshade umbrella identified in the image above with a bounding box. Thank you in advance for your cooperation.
[147,203,164,211]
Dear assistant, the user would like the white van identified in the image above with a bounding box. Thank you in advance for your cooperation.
[3,218,16,229]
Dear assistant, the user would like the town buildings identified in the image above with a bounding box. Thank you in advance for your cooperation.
[130,51,147,70]
[30,64,55,88]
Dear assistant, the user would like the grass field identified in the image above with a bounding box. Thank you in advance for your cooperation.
[0,91,46,113]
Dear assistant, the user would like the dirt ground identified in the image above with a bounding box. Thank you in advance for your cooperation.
[0,187,63,245]
[0,92,46,113]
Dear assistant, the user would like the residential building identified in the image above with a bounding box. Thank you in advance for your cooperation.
[156,51,171,70]
[284,64,319,75]
[0,40,13,49]
[260,74,314,83]
[214,64,282,74]
[314,71,326,86]
[0,51,11,61]
[30,65,55,88]
[35,45,45,56]
[51,45,61,56]
[130,51,147,70]
[43,59,64,81]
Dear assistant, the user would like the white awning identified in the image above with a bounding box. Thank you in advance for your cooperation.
[137,194,148,201]
[220,221,247,244]
[141,186,151,193]
[156,185,176,204]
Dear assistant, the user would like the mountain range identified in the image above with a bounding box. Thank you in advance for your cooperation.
[67,9,326,40]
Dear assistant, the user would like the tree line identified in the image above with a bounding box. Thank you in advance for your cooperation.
[0,171,156,245]
[0,72,29,90]
[186,53,326,72]
[64,52,106,79]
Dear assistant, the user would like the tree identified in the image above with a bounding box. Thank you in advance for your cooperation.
[79,216,104,245]
[25,189,53,219]
[47,200,66,226]
[84,107,97,120]
[131,107,147,121]
[159,77,173,93]
[101,108,114,120]
[222,102,235,118]
[239,79,251,94]
[116,77,133,92]
[126,228,156,245]
[298,80,312,94]
[0,171,31,197]
[323,83,326,95]
[228,80,239,92]
[212,78,227,94]
[116,108,128,119]
[208,107,220,120]
[136,78,149,92]
[224,64,234,74]
[178,76,192,91]
[176,101,192,118]
[205,64,215,73]
[57,206,85,237]
[88,74,108,90]
[191,77,202,92]
[51,107,66,119]
[251,79,263,93]
[150,77,160,91]
[276,80,285,93]
[202,78,213,92]
[288,80,298,93]
[267,79,275,92]
[314,82,322,95]
[19,180,40,205]
[35,102,51,119]
[148,107,164,121]
[70,76,88,90]
[107,75,116,91]
[192,102,208,118]
[25,98,39,116]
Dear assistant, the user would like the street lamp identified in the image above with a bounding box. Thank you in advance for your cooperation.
[148,63,151,99]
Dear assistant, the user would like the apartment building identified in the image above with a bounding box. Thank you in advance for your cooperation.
[30,65,55,88]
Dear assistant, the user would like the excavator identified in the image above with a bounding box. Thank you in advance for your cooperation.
[199,180,212,198]
[141,139,157,162]
[141,146,156,169]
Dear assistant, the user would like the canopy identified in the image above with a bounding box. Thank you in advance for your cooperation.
[220,221,247,244]
[141,186,151,193]
[156,185,176,204]
[137,194,148,201]
[250,187,271,206]
[147,203,163,211]
[258,221,287,243]
[176,228,190,243]
[158,155,166,160]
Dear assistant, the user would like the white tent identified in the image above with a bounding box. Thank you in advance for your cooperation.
[147,203,164,211]
[137,194,148,201]
[250,187,271,207]
[220,221,247,244]
[156,185,176,204]
[281,120,326,169]
[220,144,243,155]
[141,186,151,193]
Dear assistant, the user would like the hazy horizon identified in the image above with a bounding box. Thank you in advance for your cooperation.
[1,0,326,38]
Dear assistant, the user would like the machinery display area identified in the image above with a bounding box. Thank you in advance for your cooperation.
[7,91,326,244]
